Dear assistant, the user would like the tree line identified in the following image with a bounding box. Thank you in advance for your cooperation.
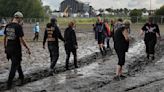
[100,5,164,17]
[0,0,48,18]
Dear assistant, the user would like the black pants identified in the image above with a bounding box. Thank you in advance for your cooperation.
[115,50,126,66]
[7,54,24,86]
[33,32,39,41]
[48,45,59,69]
[145,40,156,55]
[65,48,77,68]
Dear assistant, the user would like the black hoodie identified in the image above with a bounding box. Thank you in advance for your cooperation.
[64,27,77,50]
[43,23,64,47]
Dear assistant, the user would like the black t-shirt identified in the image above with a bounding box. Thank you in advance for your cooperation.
[4,23,24,53]
[142,23,160,41]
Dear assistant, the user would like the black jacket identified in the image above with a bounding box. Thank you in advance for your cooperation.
[114,23,129,52]
[43,23,64,47]
[64,27,77,50]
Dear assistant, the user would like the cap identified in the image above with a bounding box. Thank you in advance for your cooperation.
[14,11,23,18]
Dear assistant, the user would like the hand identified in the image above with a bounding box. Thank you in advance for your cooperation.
[26,48,31,55]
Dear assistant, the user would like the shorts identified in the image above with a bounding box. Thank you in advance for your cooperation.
[116,50,126,66]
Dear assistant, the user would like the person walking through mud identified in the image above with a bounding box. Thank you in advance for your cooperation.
[4,11,31,89]
[64,21,78,70]
[33,22,40,41]
[103,19,111,49]
[113,19,130,80]
[43,17,65,75]
[140,17,161,60]
[95,15,107,56]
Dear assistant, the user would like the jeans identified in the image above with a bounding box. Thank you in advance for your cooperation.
[48,45,59,69]
[65,48,77,69]
[7,53,24,87]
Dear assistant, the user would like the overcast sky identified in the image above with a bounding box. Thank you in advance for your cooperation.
[42,0,164,10]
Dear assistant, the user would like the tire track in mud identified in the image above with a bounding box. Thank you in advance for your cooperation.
[124,39,164,92]
[125,78,164,91]
[88,39,164,92]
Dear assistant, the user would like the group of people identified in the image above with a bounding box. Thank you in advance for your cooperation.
[43,17,78,72]
[3,11,78,89]
[93,15,161,80]
[3,11,161,89]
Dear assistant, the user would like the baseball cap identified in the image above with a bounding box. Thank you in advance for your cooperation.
[14,11,23,18]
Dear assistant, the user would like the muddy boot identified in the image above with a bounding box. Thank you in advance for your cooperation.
[151,55,155,60]
[99,47,104,56]
[120,75,127,80]
[49,68,54,76]
[7,81,12,90]
[113,76,120,81]
[103,46,107,56]
[17,77,24,86]
[65,63,70,70]
[147,54,149,59]
[74,61,78,68]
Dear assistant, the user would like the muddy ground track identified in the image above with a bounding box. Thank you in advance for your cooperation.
[0,37,164,92]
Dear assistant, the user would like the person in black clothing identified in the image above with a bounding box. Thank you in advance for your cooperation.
[95,16,107,56]
[140,17,161,60]
[43,17,65,74]
[64,21,78,70]
[113,18,129,80]
[4,11,31,89]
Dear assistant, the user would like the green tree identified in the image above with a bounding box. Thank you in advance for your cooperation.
[105,8,113,13]
[156,5,164,15]
[129,9,142,17]
[0,0,46,18]
[129,9,142,23]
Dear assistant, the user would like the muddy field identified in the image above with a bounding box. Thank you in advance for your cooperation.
[0,24,164,92]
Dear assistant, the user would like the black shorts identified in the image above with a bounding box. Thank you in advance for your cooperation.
[98,32,105,44]
[144,40,156,54]
[116,50,126,66]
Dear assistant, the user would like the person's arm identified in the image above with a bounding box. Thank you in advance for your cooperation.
[43,30,47,49]
[156,24,161,38]
[56,26,65,42]
[4,35,7,49]
[3,27,7,49]
[140,24,146,37]
[19,37,30,54]
[122,28,129,41]
[72,29,78,49]
[17,25,31,54]
[64,29,67,44]
[139,30,144,36]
